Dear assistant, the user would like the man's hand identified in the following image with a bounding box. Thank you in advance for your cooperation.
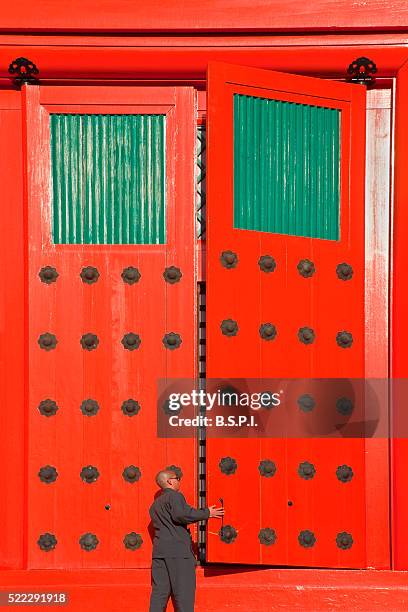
[208,505,224,518]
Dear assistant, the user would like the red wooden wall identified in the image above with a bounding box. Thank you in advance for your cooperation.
[1,0,408,32]
[0,4,408,609]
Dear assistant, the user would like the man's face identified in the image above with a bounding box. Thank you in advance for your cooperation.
[167,472,181,491]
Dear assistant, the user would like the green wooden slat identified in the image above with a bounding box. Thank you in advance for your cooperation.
[233,94,341,240]
[49,113,166,245]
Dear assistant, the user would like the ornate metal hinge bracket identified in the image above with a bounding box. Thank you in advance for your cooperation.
[347,56,377,86]
[8,57,39,88]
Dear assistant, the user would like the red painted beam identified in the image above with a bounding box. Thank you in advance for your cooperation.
[1,1,408,33]
[0,45,407,83]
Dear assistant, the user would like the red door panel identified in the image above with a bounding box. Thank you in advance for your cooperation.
[23,85,196,568]
[206,61,388,567]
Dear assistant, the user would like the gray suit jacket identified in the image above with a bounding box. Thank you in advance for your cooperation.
[149,488,210,558]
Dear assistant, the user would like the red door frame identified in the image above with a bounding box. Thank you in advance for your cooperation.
[1,41,407,569]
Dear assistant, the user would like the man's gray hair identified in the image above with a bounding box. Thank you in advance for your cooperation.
[155,469,176,489]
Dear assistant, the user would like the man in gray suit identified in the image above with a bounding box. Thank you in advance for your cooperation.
[149,468,224,612]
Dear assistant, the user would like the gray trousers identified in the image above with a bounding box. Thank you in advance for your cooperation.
[149,557,196,612]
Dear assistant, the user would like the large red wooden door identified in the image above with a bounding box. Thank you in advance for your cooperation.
[206,62,388,568]
[23,85,197,568]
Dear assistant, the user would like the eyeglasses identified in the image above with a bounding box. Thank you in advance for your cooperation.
[169,476,180,481]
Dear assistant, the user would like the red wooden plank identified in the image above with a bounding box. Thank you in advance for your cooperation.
[39,86,178,105]
[220,61,356,100]
[1,33,408,47]
[0,92,25,569]
[364,89,392,569]
[0,1,408,33]
[391,59,408,571]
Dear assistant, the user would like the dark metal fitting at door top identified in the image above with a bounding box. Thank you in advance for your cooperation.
[347,57,377,85]
[8,57,39,87]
